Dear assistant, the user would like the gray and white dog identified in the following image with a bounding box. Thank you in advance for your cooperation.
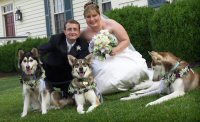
[18,48,70,117]
[68,54,100,114]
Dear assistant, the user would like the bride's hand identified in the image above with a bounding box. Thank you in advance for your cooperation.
[110,47,118,56]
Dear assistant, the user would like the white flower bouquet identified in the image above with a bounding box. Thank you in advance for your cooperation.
[89,30,118,61]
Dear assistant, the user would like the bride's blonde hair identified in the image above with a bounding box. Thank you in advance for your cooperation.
[84,2,100,17]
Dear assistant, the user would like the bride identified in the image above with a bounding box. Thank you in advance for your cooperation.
[81,2,153,94]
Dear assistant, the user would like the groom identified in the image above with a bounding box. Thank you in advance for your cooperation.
[38,19,89,99]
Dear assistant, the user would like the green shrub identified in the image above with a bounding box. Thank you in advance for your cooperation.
[149,0,200,62]
[0,38,48,73]
[105,6,155,62]
[0,43,19,72]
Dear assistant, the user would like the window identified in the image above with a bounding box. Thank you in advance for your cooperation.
[54,0,65,33]
[102,0,111,13]
[148,0,166,8]
[3,4,13,14]
[92,0,98,4]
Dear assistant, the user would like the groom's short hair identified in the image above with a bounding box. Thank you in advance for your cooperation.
[64,19,80,30]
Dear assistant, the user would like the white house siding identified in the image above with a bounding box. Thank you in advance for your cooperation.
[72,0,148,30]
[111,0,148,9]
[0,0,150,38]
[72,0,88,30]
[0,0,46,38]
[14,0,47,37]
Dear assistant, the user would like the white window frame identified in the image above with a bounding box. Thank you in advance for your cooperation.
[53,0,64,14]
[53,0,65,33]
[2,4,13,15]
[1,3,14,37]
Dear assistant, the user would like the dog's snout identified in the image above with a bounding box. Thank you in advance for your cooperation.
[79,67,83,72]
[26,65,30,70]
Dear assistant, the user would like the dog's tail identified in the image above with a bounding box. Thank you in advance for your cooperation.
[51,91,74,108]
[59,98,74,107]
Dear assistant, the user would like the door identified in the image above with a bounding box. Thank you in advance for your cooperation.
[5,13,15,37]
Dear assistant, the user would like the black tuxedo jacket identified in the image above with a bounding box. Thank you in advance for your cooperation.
[38,33,89,83]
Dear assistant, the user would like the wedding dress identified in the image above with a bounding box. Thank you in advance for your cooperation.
[89,33,153,95]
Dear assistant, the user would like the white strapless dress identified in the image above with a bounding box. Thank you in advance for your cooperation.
[91,46,153,95]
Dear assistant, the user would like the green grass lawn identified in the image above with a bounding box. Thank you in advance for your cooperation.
[0,68,200,122]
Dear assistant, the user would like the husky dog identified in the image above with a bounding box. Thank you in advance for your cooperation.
[121,51,200,107]
[68,54,100,114]
[18,48,70,117]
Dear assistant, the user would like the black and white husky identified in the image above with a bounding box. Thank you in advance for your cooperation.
[18,48,69,117]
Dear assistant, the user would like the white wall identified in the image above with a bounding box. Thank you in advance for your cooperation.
[111,0,148,9]
[0,0,47,38]
[72,0,88,30]
[14,0,47,37]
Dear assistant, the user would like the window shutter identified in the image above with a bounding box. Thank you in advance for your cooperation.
[44,0,52,37]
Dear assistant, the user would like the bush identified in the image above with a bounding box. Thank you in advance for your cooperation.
[105,6,155,62]
[0,38,48,73]
[149,0,200,62]
[0,43,19,72]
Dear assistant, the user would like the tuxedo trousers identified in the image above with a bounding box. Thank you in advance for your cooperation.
[43,63,73,98]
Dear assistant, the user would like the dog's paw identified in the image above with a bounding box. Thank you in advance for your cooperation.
[21,112,27,117]
[145,102,155,107]
[42,110,47,114]
[120,94,139,101]
[134,90,145,95]
[49,106,60,110]
[78,111,85,114]
[86,105,98,113]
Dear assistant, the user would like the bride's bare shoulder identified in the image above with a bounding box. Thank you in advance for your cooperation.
[103,19,117,33]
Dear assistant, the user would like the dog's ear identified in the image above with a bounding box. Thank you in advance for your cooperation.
[156,52,164,61]
[18,50,24,69]
[149,51,163,61]
[31,48,39,58]
[148,51,157,57]
[68,55,76,66]
[18,50,25,59]
[85,54,93,64]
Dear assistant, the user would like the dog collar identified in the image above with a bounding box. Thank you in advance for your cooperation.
[69,78,96,94]
[163,64,190,85]
[20,66,45,88]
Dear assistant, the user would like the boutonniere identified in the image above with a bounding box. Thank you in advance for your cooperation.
[76,45,81,51]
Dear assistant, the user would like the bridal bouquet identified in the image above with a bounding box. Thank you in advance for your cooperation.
[89,30,118,61]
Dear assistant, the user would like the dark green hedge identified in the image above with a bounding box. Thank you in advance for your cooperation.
[0,38,48,73]
[105,6,155,62]
[105,0,200,63]
[150,0,200,62]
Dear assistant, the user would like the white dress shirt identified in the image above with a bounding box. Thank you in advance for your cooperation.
[66,39,75,52]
